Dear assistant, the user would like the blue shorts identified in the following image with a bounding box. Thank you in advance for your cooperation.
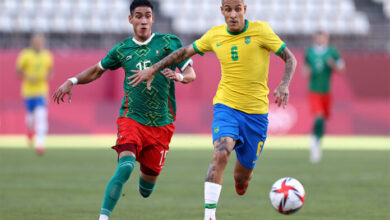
[212,103,269,169]
[24,97,46,113]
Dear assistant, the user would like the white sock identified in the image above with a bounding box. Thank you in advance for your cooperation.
[34,107,48,148]
[204,182,222,220]
[311,135,320,148]
[99,214,109,220]
[205,182,222,206]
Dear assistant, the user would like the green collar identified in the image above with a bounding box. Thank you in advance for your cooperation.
[227,20,249,35]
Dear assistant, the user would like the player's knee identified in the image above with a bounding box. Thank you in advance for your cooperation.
[213,151,229,166]
[116,166,132,183]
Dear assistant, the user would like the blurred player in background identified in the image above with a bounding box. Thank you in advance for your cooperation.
[302,31,346,163]
[16,33,53,155]
[129,0,297,219]
[53,1,195,219]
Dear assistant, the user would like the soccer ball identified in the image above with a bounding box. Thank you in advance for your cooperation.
[269,177,305,215]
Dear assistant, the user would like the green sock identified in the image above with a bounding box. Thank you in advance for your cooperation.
[100,156,135,217]
[139,177,156,198]
[313,117,325,139]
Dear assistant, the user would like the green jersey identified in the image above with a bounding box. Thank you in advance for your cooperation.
[305,46,342,93]
[100,33,192,127]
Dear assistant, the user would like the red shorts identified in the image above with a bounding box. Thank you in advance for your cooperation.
[112,117,175,176]
[309,92,332,119]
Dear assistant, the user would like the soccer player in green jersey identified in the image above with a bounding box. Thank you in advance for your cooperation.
[302,31,346,163]
[53,1,196,219]
[129,0,297,219]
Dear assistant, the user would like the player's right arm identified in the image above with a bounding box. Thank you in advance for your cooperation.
[52,64,105,104]
[129,45,197,89]
[53,43,122,104]
[301,49,311,77]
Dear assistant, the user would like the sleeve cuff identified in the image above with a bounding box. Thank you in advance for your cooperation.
[192,42,204,56]
[275,43,287,56]
[180,59,193,72]
[98,61,106,71]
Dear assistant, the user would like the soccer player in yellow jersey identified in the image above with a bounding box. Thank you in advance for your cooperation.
[16,34,53,155]
[130,0,297,219]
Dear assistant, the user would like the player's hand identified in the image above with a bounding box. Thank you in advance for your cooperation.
[128,67,156,90]
[161,68,181,81]
[274,84,289,108]
[52,80,73,104]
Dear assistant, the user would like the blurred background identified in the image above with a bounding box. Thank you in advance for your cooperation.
[0,0,389,136]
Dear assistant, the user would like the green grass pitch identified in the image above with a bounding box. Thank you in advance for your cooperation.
[0,135,389,220]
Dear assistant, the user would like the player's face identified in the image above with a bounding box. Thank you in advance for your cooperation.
[129,7,154,41]
[221,0,247,33]
[314,33,329,46]
[31,35,45,52]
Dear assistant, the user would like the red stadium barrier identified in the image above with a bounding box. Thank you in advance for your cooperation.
[0,49,389,135]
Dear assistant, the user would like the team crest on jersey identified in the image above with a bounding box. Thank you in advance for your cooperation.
[156,50,160,55]
[245,36,251,44]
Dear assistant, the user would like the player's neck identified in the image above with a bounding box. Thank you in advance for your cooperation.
[227,20,247,34]
[32,47,42,53]
[134,33,153,43]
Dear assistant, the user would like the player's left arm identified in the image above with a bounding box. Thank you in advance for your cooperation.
[328,48,346,74]
[274,47,297,108]
[161,65,196,84]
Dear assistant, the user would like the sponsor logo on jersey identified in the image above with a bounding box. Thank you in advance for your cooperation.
[126,55,132,61]
[216,43,223,47]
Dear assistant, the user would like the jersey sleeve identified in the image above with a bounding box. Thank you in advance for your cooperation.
[259,22,286,55]
[304,48,310,64]
[330,47,342,61]
[16,50,27,71]
[47,51,54,69]
[99,43,122,71]
[193,29,213,55]
[169,36,193,72]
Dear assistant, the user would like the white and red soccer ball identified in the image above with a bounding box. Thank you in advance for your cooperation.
[269,177,305,215]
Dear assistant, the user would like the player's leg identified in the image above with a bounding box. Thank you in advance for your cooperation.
[204,103,240,220]
[311,94,331,163]
[136,121,174,199]
[99,148,137,220]
[34,97,48,155]
[99,118,141,220]
[204,137,235,220]
[233,160,253,195]
[233,112,268,196]
[309,93,326,163]
[24,98,35,146]
[138,166,159,198]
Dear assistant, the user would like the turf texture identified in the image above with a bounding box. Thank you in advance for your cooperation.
[0,148,389,220]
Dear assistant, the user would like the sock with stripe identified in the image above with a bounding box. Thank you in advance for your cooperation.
[139,177,156,198]
[100,155,135,218]
[204,182,222,220]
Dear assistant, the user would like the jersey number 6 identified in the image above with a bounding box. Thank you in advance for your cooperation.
[231,46,239,61]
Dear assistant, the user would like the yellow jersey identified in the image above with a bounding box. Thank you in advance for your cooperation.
[193,20,285,114]
[16,48,53,98]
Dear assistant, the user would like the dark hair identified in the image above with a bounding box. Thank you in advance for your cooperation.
[130,0,154,14]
